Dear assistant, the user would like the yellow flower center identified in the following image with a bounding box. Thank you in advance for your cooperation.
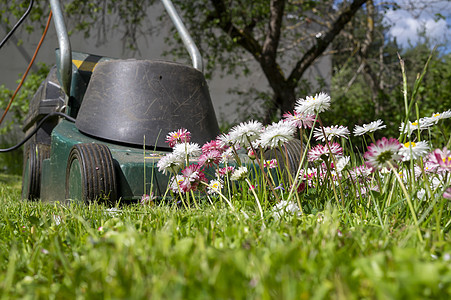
[443,157,451,163]
[404,142,416,148]
[433,113,440,118]
[412,122,418,126]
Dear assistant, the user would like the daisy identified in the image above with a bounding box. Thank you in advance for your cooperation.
[308,142,343,162]
[179,164,207,192]
[399,119,433,136]
[364,137,402,170]
[230,166,249,181]
[444,187,451,199]
[165,128,191,147]
[314,125,350,142]
[157,153,184,174]
[207,179,223,195]
[173,142,202,159]
[427,147,451,171]
[335,156,350,172]
[348,164,373,181]
[140,192,155,206]
[216,166,235,178]
[170,174,186,193]
[198,150,222,167]
[220,148,235,164]
[282,111,316,129]
[263,159,278,169]
[272,200,302,220]
[353,119,386,136]
[424,110,451,125]
[398,141,430,161]
[228,120,263,146]
[259,121,295,149]
[202,139,227,154]
[295,92,331,115]
[218,133,235,147]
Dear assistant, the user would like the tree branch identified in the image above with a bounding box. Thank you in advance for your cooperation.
[210,0,262,60]
[288,0,368,84]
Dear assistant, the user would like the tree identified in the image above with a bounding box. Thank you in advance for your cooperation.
[1,0,369,123]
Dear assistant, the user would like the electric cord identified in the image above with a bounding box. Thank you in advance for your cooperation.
[0,0,34,49]
[0,9,53,127]
[0,112,75,153]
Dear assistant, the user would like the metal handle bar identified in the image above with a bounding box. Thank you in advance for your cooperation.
[161,0,203,72]
[49,0,202,93]
[50,0,72,96]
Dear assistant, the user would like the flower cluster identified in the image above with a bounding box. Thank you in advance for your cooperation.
[155,93,450,208]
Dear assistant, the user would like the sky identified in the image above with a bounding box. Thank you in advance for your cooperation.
[382,0,451,53]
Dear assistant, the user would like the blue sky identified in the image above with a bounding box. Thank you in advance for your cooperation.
[382,0,451,53]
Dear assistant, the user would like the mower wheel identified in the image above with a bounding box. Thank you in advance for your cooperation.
[65,143,117,203]
[262,139,304,177]
[22,143,50,200]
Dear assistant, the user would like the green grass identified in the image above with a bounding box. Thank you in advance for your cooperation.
[0,174,450,299]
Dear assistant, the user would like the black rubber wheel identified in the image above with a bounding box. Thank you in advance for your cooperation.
[263,139,304,177]
[65,143,117,203]
[22,143,50,200]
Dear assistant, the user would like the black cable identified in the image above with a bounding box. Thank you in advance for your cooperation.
[0,112,76,152]
[0,0,34,49]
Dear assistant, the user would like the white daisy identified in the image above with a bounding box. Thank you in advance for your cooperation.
[272,200,302,220]
[230,166,249,181]
[157,153,184,174]
[207,179,223,194]
[353,119,386,136]
[424,110,451,124]
[173,142,202,159]
[294,92,331,115]
[314,125,350,142]
[399,141,430,161]
[336,156,350,172]
[258,121,295,149]
[228,120,263,146]
[399,119,433,136]
[170,175,185,193]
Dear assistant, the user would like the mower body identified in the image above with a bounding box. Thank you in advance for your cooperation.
[22,49,220,203]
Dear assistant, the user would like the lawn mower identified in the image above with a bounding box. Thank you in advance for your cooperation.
[2,0,304,204]
[17,0,220,203]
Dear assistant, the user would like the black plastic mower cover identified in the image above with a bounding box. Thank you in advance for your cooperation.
[75,59,220,149]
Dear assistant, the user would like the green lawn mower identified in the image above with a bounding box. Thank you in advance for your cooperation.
[5,0,220,203]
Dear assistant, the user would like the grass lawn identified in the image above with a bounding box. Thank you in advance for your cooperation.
[0,173,450,299]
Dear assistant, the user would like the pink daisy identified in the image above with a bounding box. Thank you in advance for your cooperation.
[427,147,451,171]
[216,166,235,178]
[263,159,278,169]
[282,111,316,129]
[202,139,227,154]
[444,187,451,199]
[165,128,191,147]
[198,150,222,167]
[308,142,343,162]
[179,164,207,192]
[364,137,402,170]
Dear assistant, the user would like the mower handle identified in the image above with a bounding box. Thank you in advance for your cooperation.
[50,0,203,95]
[50,0,72,97]
[161,0,203,72]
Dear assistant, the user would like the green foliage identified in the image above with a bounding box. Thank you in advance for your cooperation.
[0,63,49,175]
[0,63,50,135]
[328,43,450,148]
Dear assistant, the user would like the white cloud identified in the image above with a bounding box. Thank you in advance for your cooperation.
[382,0,451,50]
